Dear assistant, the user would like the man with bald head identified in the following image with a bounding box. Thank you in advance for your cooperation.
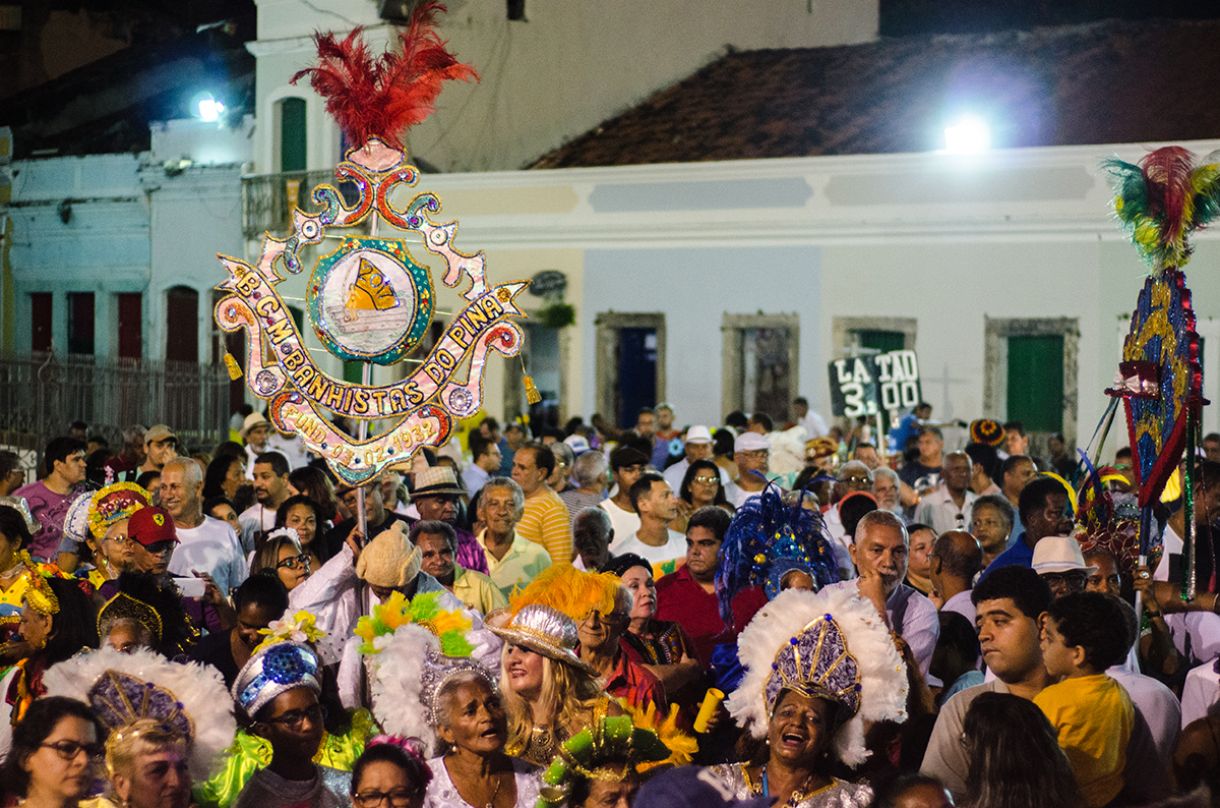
[929,530,983,625]
[914,451,976,534]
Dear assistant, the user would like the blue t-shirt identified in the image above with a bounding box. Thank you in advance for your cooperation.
[978,532,1034,581]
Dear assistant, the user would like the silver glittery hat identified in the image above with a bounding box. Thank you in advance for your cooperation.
[488,604,594,674]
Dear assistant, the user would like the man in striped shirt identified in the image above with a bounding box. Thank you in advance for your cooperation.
[511,441,574,565]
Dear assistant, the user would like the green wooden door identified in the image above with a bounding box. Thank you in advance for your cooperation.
[856,329,905,353]
[280,98,307,173]
[1007,334,1063,432]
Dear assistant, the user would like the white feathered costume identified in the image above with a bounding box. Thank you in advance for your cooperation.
[43,646,236,780]
[726,585,909,767]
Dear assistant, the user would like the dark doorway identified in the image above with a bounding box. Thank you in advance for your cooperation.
[165,287,199,363]
[615,327,657,428]
[117,293,142,359]
[67,292,95,355]
[30,292,52,352]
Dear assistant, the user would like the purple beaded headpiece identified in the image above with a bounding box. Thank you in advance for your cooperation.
[764,613,862,717]
[89,669,193,742]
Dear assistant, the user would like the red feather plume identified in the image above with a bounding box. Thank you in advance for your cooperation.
[290,1,478,151]
[1140,146,1195,251]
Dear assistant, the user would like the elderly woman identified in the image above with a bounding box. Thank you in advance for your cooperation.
[601,554,701,696]
[705,587,910,807]
[0,574,98,759]
[0,696,104,808]
[425,669,540,808]
[43,646,236,808]
[351,738,433,808]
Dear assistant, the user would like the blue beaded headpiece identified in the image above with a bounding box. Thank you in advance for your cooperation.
[765,613,862,717]
[232,641,321,718]
[716,482,839,622]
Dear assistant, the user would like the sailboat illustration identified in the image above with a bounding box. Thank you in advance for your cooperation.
[326,256,412,335]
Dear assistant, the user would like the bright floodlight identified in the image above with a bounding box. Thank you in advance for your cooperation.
[943,115,991,154]
[196,95,225,123]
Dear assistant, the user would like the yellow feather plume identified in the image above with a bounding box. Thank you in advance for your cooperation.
[508,564,619,622]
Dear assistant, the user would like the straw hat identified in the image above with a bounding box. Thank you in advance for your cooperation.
[356,521,422,588]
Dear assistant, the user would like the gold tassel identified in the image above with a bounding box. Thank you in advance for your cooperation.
[524,374,541,404]
[223,352,243,380]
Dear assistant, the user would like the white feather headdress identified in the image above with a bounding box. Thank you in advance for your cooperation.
[726,585,908,767]
[43,646,236,779]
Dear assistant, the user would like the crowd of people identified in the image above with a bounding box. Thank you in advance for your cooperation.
[0,399,1216,808]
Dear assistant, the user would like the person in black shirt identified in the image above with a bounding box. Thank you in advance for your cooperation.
[188,573,288,687]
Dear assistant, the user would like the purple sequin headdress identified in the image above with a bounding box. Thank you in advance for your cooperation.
[764,613,862,717]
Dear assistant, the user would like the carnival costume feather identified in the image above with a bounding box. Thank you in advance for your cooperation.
[508,563,620,622]
[715,483,839,624]
[43,646,236,779]
[290,1,477,149]
[727,587,908,768]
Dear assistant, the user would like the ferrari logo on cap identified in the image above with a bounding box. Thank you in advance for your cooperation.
[153,513,165,526]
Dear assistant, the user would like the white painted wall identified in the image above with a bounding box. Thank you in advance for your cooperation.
[5,117,252,363]
[248,0,879,173]
[400,139,1220,443]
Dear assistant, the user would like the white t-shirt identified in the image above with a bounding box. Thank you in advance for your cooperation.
[598,498,640,546]
[169,515,249,598]
[608,529,687,566]
[237,503,278,554]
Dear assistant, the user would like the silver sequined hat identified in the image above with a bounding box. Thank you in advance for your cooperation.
[488,604,594,674]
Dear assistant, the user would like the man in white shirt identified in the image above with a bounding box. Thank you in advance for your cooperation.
[792,396,829,438]
[725,432,772,508]
[929,530,982,625]
[608,471,686,566]
[914,451,976,535]
[161,457,248,598]
[464,433,502,496]
[825,509,939,676]
[238,451,290,552]
[662,426,726,492]
[600,445,647,542]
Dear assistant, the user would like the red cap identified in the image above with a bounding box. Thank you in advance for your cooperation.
[127,506,179,547]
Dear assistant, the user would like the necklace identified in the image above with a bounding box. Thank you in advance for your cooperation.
[446,756,507,808]
[756,766,831,808]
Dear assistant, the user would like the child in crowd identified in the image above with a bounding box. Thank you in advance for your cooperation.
[1033,592,1134,808]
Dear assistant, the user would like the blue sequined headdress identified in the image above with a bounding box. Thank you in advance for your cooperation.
[232,641,321,719]
[764,613,862,718]
[716,483,839,622]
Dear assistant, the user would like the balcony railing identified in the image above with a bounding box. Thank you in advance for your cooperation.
[0,353,230,453]
[241,170,364,241]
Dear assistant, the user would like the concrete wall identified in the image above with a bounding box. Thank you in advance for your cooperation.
[248,0,879,173]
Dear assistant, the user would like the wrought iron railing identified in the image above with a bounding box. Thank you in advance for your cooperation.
[241,170,363,240]
[0,353,230,454]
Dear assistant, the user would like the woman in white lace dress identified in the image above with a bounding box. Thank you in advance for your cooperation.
[423,671,539,808]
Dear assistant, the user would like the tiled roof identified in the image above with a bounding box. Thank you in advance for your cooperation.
[530,18,1220,168]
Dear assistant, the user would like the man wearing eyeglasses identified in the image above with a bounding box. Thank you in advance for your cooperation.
[823,461,874,565]
[914,451,977,536]
[725,432,772,508]
[978,476,1073,581]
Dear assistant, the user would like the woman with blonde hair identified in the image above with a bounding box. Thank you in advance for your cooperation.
[489,566,624,766]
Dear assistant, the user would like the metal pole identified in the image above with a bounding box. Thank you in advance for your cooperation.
[355,208,381,541]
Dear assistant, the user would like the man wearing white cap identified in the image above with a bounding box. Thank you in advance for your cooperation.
[724,432,773,508]
[662,426,728,493]
[241,412,270,479]
[1031,535,1095,599]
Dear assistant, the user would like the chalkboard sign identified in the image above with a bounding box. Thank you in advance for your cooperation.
[529,270,567,297]
[829,350,921,417]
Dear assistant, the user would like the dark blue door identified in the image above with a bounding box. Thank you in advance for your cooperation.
[616,327,657,427]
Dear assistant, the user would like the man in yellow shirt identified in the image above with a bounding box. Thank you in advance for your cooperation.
[510,441,573,565]
[412,520,507,615]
